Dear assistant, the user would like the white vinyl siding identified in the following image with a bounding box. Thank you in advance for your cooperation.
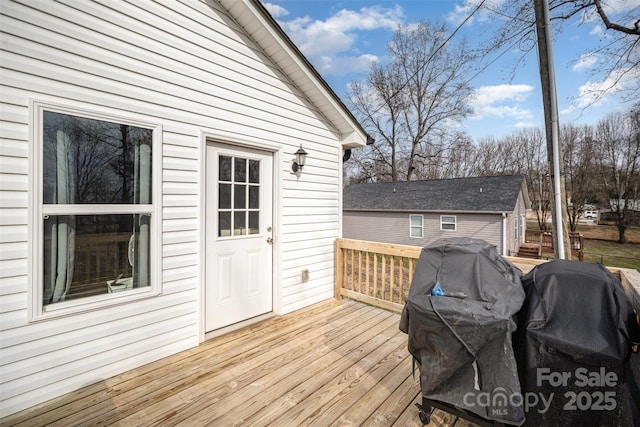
[1,0,346,416]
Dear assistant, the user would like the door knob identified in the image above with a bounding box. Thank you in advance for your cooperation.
[266,237,273,245]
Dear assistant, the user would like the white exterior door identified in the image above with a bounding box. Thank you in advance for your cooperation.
[205,143,273,332]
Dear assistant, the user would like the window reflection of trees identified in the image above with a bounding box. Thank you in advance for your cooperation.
[42,112,153,302]
[43,112,152,207]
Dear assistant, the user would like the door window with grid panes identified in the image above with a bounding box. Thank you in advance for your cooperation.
[218,155,260,237]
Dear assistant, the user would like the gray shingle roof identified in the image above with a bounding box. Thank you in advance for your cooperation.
[344,175,527,212]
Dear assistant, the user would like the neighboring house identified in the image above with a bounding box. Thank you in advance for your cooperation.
[609,199,640,211]
[343,175,530,256]
[0,0,369,416]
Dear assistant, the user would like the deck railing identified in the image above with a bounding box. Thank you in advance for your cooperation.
[335,238,640,316]
[524,229,584,260]
[335,238,421,313]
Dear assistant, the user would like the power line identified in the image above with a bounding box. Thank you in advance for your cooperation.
[461,31,532,88]
[366,0,487,118]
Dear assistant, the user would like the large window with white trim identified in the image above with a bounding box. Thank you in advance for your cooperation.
[35,107,157,314]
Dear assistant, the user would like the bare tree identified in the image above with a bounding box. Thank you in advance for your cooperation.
[439,134,478,178]
[469,131,535,176]
[347,20,474,183]
[477,0,639,104]
[470,136,513,176]
[477,128,552,229]
[595,109,640,243]
[447,128,551,229]
[561,123,598,231]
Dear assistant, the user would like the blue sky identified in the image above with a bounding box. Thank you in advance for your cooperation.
[262,0,639,141]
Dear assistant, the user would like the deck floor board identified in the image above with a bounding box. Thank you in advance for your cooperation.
[2,299,478,427]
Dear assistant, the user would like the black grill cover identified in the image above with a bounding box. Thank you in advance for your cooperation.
[515,259,640,426]
[399,237,526,425]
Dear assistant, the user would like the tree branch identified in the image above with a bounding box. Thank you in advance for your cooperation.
[594,0,640,35]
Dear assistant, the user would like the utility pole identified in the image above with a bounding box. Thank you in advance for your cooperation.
[533,0,572,260]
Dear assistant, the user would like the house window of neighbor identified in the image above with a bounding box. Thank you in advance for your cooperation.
[440,215,456,231]
[410,215,423,238]
[36,108,157,315]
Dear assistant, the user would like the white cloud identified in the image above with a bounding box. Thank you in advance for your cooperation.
[446,0,506,26]
[572,53,598,71]
[600,0,640,15]
[573,65,640,108]
[447,4,477,26]
[318,54,379,76]
[589,23,607,37]
[276,6,403,75]
[515,121,536,128]
[262,2,289,18]
[473,84,533,103]
[469,84,534,120]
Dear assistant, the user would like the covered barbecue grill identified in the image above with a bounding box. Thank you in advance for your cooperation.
[399,237,526,425]
[515,259,640,426]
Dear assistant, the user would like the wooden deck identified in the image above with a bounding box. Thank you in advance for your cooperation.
[4,239,638,426]
[2,299,476,427]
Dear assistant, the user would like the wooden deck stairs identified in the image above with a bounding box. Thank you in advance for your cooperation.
[516,242,541,259]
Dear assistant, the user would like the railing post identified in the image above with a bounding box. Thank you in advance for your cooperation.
[537,240,542,257]
[335,238,343,300]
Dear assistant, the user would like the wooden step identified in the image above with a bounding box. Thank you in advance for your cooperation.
[517,243,541,259]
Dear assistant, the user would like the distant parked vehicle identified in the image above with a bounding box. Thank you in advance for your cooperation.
[583,210,599,219]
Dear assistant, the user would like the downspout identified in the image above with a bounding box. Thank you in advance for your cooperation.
[502,212,507,256]
[343,149,351,162]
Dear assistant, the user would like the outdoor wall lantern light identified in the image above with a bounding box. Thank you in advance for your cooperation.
[292,144,308,175]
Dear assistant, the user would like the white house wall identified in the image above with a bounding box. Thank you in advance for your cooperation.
[343,211,504,252]
[506,190,528,256]
[0,0,345,416]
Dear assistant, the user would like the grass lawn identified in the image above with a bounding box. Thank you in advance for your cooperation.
[582,240,640,270]
[574,223,640,243]
[579,225,640,271]
[528,222,640,271]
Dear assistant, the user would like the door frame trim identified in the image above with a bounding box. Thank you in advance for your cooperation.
[199,131,282,343]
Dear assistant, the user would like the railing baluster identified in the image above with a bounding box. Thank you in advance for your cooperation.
[373,253,378,299]
[382,255,396,302]
[350,249,355,291]
[357,251,362,294]
[398,256,403,304]
[365,252,370,297]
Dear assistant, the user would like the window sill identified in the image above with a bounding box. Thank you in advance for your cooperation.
[31,286,160,322]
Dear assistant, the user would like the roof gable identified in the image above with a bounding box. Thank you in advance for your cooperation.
[344,175,529,213]
[217,0,369,148]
